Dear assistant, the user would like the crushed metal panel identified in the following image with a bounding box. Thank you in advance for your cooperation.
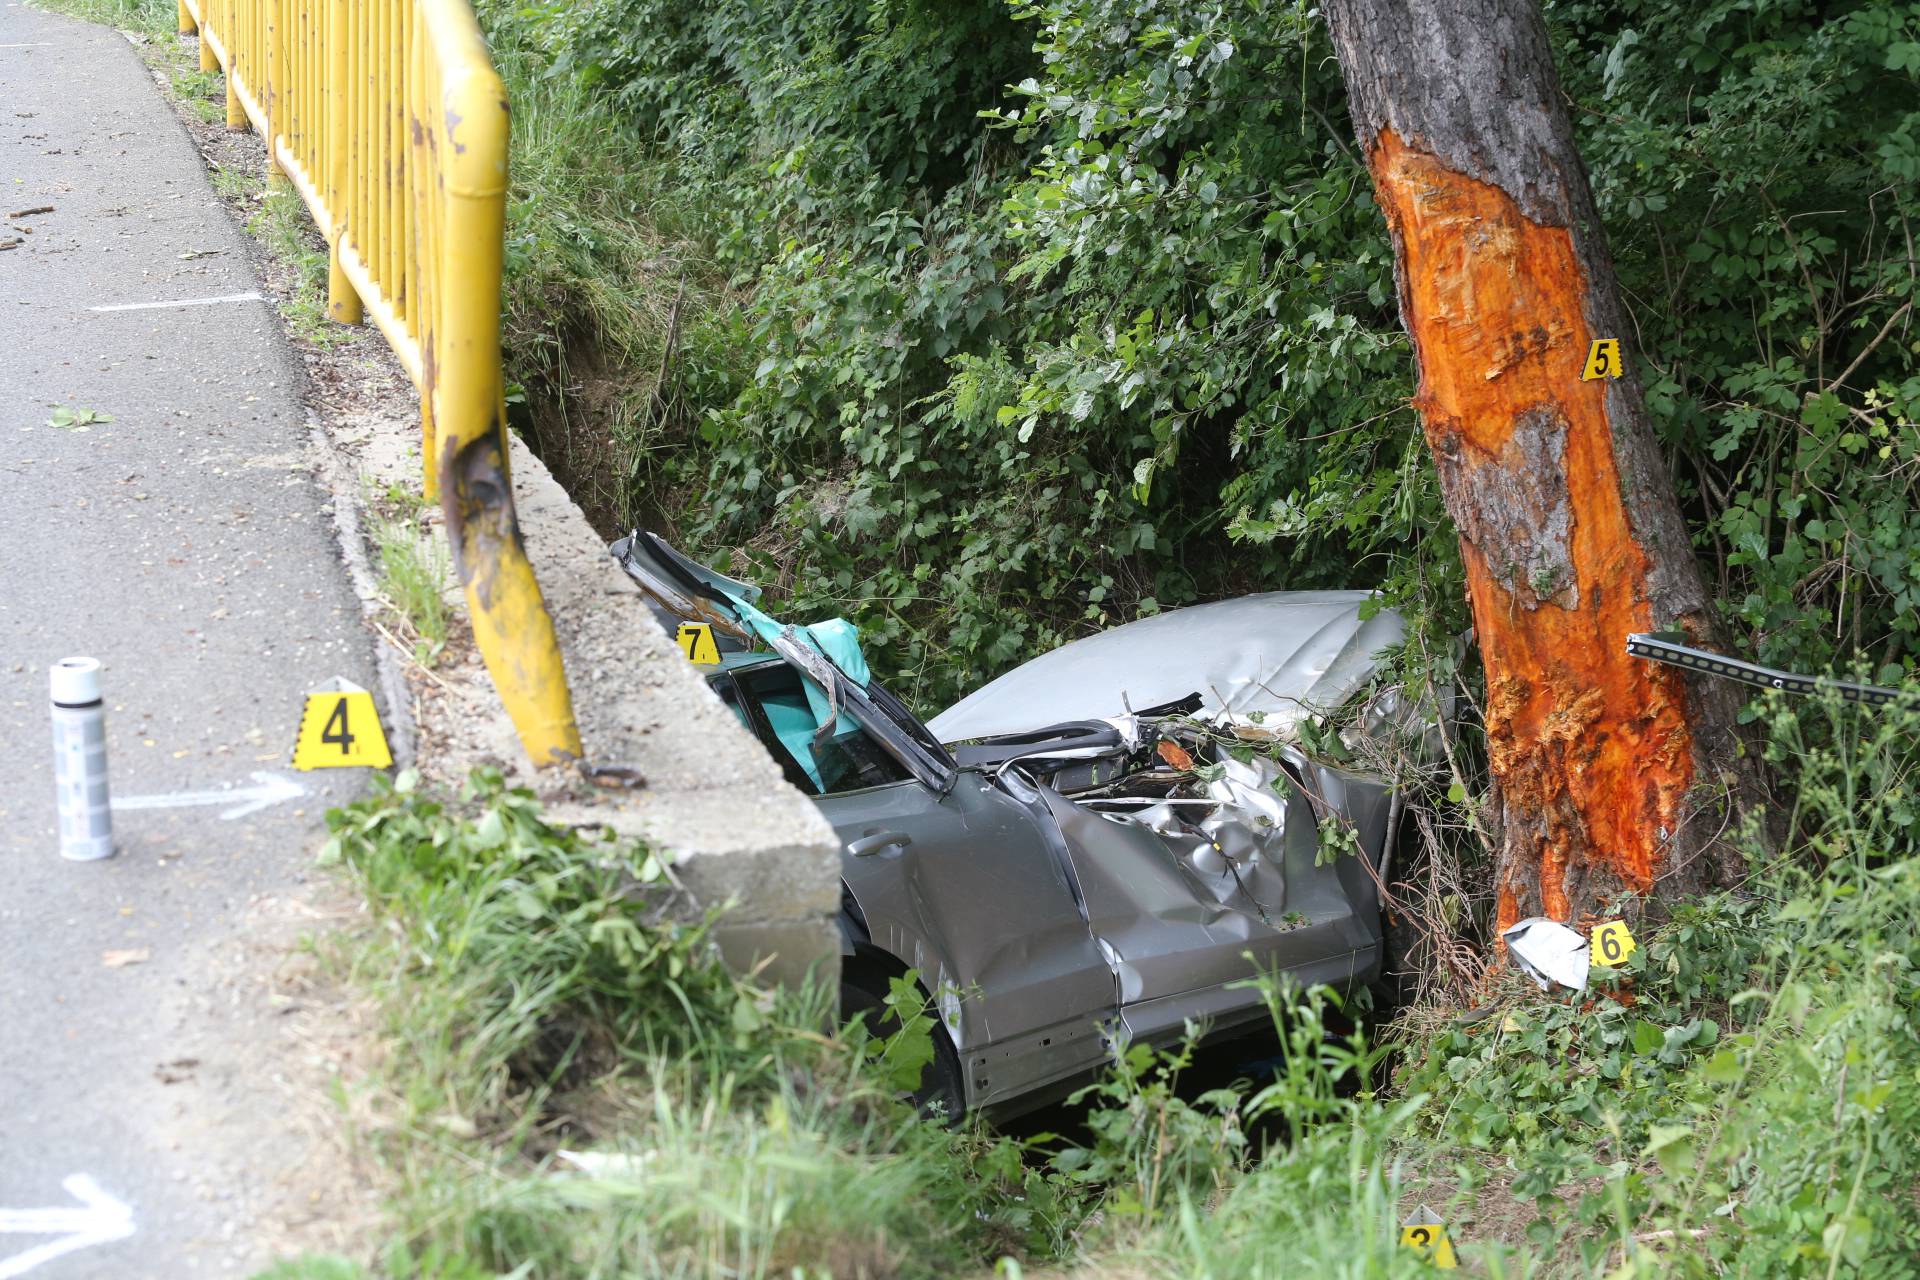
[823,773,1115,1107]
[928,591,1406,744]
[1040,765,1376,1012]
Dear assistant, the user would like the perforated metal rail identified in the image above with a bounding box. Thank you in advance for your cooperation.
[1625,632,1904,708]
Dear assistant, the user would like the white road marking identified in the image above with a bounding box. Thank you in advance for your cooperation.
[111,769,306,820]
[0,1175,135,1279]
[88,291,264,313]
[0,42,56,47]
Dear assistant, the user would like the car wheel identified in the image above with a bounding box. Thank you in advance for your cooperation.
[840,966,965,1122]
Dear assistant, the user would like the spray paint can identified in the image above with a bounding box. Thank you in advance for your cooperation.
[51,657,114,862]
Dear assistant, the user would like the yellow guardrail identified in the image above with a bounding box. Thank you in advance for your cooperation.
[175,0,583,767]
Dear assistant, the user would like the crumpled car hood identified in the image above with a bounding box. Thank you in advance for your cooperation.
[927,591,1403,744]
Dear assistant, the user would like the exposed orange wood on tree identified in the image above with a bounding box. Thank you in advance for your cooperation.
[1368,130,1697,929]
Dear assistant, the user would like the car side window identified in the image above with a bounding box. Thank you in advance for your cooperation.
[717,664,912,797]
[709,672,817,795]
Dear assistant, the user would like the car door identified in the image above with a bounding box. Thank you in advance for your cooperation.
[718,661,1118,1110]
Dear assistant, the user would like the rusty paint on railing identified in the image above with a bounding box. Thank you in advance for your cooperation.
[176,0,582,767]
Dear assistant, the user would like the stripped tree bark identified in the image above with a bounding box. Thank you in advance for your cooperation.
[1321,0,1765,929]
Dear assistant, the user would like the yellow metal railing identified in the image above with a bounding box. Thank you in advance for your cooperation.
[176,0,582,767]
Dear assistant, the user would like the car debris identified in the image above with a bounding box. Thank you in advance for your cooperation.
[1500,917,1592,992]
[610,530,1439,1117]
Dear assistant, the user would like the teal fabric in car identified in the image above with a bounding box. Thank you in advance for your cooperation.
[719,589,873,792]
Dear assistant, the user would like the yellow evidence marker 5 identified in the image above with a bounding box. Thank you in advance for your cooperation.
[1582,338,1624,381]
[677,622,722,666]
[1399,1206,1458,1269]
[1591,919,1638,968]
[293,681,392,770]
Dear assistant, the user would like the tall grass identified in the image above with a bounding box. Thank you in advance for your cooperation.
[33,0,172,36]
[276,688,1920,1278]
[367,509,450,664]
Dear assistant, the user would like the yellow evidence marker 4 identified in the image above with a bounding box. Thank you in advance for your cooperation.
[293,681,392,770]
[1399,1206,1458,1269]
[1590,919,1638,967]
[676,621,722,666]
[1582,338,1624,381]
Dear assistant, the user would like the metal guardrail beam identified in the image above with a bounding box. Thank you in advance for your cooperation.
[176,0,583,766]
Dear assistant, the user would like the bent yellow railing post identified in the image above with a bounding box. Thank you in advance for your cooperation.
[175,0,583,768]
[422,5,581,765]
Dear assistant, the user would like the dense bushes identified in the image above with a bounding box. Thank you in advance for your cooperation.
[485,0,1920,713]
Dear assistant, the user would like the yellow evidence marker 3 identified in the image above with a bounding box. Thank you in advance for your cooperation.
[1399,1205,1459,1269]
[677,622,722,666]
[293,680,393,770]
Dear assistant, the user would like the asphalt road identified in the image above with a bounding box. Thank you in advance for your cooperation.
[1,6,379,1275]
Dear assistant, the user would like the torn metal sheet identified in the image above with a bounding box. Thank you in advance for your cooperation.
[928,592,1406,743]
[1502,917,1591,991]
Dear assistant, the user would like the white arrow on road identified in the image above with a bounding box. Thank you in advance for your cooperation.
[110,770,307,821]
[0,1175,135,1279]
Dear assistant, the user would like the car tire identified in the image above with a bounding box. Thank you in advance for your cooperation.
[840,967,965,1122]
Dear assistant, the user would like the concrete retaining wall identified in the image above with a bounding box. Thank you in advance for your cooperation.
[505,439,842,989]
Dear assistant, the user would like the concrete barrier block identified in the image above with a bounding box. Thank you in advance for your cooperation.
[502,435,842,991]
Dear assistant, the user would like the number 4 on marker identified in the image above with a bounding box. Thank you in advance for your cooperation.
[1583,338,1623,381]
[320,699,355,753]
[292,680,392,770]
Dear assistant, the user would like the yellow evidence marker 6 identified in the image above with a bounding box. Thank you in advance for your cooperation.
[1582,338,1624,381]
[1591,919,1638,967]
[676,621,721,666]
[1399,1206,1458,1269]
[293,681,392,770]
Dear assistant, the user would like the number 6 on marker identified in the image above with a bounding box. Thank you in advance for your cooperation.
[1591,919,1637,967]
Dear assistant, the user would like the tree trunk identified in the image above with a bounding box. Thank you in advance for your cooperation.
[1321,0,1762,929]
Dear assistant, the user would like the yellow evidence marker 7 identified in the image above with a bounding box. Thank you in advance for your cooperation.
[676,622,721,666]
[1582,338,1624,381]
[1591,919,1638,967]
[293,680,392,770]
[1399,1206,1458,1269]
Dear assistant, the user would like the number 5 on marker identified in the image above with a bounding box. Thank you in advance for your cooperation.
[1591,919,1637,967]
[1582,338,1623,381]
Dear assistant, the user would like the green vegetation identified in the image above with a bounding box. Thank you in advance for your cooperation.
[267,688,1919,1276]
[368,508,452,665]
[483,0,1920,712]
[32,0,1920,1273]
[247,185,347,348]
[35,0,172,37]
[169,66,223,122]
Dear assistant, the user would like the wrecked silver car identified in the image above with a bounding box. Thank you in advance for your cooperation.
[612,531,1421,1116]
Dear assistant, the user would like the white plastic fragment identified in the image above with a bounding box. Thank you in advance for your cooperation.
[1501,917,1591,992]
[554,1149,654,1178]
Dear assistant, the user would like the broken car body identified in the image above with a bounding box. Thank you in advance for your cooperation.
[612,531,1426,1116]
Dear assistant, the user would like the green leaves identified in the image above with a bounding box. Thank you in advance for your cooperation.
[45,405,110,430]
